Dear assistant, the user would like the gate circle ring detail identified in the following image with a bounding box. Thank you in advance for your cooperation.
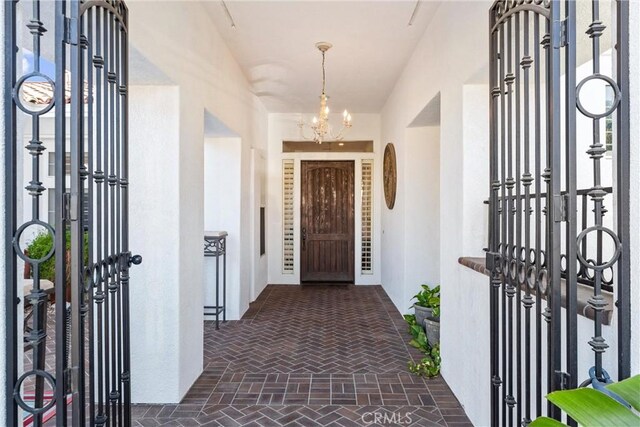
[13,220,55,264]
[84,267,93,292]
[503,259,510,276]
[526,266,537,290]
[13,72,56,116]
[584,259,596,280]
[576,74,621,119]
[519,248,526,262]
[537,268,549,296]
[576,225,622,271]
[93,264,102,286]
[511,245,518,260]
[518,262,526,284]
[13,369,57,414]
[509,259,518,280]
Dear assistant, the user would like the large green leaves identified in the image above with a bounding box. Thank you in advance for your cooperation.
[529,417,566,427]
[530,385,640,427]
[606,375,640,411]
[404,309,440,378]
[409,324,428,352]
[411,284,440,315]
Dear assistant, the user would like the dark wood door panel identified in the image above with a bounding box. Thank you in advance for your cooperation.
[301,161,355,282]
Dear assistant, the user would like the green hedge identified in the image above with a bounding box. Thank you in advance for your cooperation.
[26,230,89,283]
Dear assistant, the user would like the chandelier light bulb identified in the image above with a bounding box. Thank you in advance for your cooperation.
[312,116,318,124]
[343,110,348,118]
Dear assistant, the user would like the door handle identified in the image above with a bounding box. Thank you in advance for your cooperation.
[301,227,307,250]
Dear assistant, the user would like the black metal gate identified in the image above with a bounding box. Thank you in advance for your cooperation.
[4,0,139,425]
[487,0,630,425]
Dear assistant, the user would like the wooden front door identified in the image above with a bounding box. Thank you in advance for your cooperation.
[301,161,355,282]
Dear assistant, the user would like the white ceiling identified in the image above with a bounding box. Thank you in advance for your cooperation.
[204,1,440,114]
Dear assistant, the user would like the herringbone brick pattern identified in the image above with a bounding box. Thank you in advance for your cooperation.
[203,286,411,374]
[133,285,472,426]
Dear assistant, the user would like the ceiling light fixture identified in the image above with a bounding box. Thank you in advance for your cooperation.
[298,42,352,144]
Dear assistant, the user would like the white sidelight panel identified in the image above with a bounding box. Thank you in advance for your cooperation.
[361,160,373,274]
[282,160,295,273]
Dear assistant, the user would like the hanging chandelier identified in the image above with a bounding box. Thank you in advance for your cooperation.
[298,42,352,144]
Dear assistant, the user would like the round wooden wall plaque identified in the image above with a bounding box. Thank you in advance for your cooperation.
[383,143,397,209]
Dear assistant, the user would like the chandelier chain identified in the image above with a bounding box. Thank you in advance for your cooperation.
[322,50,326,95]
[298,42,352,144]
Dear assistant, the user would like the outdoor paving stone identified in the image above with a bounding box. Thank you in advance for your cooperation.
[133,285,471,426]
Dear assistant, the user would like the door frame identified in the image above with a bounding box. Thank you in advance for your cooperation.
[274,152,379,286]
[300,160,356,283]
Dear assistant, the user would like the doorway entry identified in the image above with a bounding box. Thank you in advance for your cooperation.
[300,161,355,282]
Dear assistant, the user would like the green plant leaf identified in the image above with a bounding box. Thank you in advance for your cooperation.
[409,339,422,349]
[606,375,640,412]
[546,388,640,427]
[410,324,422,337]
[529,416,567,427]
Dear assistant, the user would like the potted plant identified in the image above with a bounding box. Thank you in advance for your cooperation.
[403,314,441,378]
[411,284,440,327]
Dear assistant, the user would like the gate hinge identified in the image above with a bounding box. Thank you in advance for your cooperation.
[553,19,568,49]
[64,17,79,45]
[62,192,79,221]
[555,371,570,390]
[553,194,568,223]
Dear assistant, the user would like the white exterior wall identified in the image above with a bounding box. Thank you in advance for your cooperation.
[462,85,490,257]
[126,1,268,403]
[203,137,242,320]
[250,148,268,300]
[129,85,183,403]
[403,126,441,291]
[380,1,640,424]
[380,2,492,424]
[1,0,639,420]
[266,113,382,285]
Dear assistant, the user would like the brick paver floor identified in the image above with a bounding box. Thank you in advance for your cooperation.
[132,285,472,426]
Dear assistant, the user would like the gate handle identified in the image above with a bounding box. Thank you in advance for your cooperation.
[129,254,143,266]
[301,228,307,251]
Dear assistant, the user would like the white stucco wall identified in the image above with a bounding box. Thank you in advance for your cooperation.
[380,2,492,423]
[203,137,242,320]
[462,84,490,257]
[403,126,441,297]
[266,113,382,286]
[126,0,268,403]
[129,85,186,403]
[380,1,640,424]
[250,148,268,300]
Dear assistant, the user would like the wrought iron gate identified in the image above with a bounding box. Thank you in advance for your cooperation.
[4,0,139,425]
[487,0,630,425]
